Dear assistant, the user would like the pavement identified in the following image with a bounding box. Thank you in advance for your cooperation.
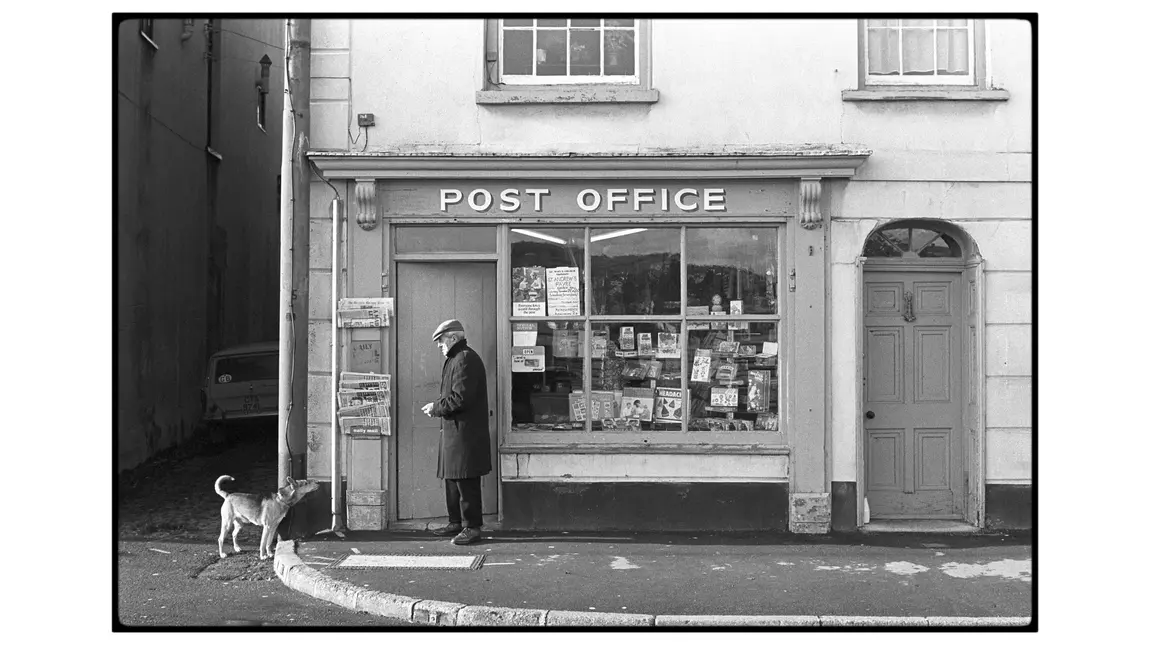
[274,524,1033,627]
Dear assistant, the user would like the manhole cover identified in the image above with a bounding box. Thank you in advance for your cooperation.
[332,553,485,570]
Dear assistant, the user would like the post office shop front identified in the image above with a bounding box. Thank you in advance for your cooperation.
[310,151,870,533]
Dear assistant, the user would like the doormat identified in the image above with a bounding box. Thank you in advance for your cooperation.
[330,553,485,570]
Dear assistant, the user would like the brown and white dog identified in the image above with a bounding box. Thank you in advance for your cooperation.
[215,475,319,560]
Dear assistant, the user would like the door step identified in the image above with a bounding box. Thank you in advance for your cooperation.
[861,519,979,533]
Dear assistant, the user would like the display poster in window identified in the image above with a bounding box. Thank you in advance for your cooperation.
[761,341,779,357]
[545,267,581,316]
[513,322,538,347]
[621,387,655,422]
[511,346,546,372]
[512,266,547,317]
[710,386,739,408]
[747,370,770,412]
[553,329,579,358]
[637,333,653,356]
[654,387,684,423]
[728,300,748,330]
[590,391,617,420]
[656,332,681,359]
[568,392,587,422]
[619,326,635,350]
[690,350,712,383]
[686,305,710,330]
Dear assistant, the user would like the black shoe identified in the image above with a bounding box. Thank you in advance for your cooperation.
[452,527,482,545]
[431,523,463,537]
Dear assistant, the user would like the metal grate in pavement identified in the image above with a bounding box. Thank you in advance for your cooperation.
[331,553,485,570]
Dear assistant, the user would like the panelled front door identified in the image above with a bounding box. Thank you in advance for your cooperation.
[396,262,498,520]
[863,270,963,519]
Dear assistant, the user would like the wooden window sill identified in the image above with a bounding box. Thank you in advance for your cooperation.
[477,87,660,105]
[842,88,1010,102]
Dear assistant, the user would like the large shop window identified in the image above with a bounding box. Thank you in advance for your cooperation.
[509,227,781,434]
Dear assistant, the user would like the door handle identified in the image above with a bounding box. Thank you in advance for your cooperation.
[865,410,875,420]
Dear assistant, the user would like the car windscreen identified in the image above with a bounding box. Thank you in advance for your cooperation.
[214,353,278,383]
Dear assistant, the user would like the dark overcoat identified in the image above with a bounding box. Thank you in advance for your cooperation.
[430,339,492,479]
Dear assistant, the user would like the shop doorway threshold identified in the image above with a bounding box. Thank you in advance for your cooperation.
[861,519,979,533]
[388,517,503,532]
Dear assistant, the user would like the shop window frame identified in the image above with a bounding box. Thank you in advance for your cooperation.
[506,224,786,443]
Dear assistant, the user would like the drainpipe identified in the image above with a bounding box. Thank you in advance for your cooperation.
[331,196,346,532]
[278,19,311,493]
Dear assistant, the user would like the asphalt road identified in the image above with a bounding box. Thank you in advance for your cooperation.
[116,428,406,627]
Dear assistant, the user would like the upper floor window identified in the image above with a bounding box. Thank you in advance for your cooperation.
[864,19,975,86]
[498,19,639,85]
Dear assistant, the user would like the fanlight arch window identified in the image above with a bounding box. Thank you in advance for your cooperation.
[863,222,963,259]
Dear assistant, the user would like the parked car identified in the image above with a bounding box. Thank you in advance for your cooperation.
[201,342,278,425]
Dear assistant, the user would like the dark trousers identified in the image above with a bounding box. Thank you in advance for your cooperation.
[444,477,483,528]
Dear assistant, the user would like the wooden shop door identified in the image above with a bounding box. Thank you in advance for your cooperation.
[396,262,498,521]
[863,270,964,519]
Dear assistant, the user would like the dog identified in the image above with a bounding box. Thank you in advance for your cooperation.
[215,475,319,560]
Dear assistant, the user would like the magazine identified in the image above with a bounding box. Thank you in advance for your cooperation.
[710,386,739,407]
[637,333,653,356]
[654,387,684,422]
[619,326,635,350]
[622,360,649,380]
[690,350,712,382]
[728,299,747,330]
[747,370,769,412]
[568,392,587,422]
[620,386,655,422]
[590,391,617,420]
[656,332,680,358]
[641,359,663,379]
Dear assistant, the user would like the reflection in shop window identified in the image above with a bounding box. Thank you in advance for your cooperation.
[590,228,681,315]
[687,228,778,315]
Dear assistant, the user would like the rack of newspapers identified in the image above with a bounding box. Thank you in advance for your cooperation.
[337,372,392,436]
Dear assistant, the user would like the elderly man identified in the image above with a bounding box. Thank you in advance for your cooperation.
[421,319,491,546]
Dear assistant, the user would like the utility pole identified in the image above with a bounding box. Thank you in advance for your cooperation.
[278,19,312,487]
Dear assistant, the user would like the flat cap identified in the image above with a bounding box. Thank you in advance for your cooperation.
[431,319,465,342]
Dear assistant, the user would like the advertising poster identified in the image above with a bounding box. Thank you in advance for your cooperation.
[513,322,538,346]
[654,387,684,423]
[511,346,546,372]
[512,266,547,316]
[545,266,581,316]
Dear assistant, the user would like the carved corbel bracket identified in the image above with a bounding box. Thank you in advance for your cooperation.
[355,179,378,230]
[798,177,823,230]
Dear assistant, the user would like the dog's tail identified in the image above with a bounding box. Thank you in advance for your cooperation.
[215,475,234,499]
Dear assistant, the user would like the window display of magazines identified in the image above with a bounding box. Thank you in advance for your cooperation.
[338,372,391,436]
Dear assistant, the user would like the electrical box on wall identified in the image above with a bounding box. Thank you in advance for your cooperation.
[357,113,375,127]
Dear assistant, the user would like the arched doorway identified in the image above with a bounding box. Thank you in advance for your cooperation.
[859,219,983,525]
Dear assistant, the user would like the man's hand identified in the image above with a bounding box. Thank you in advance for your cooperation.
[421,402,435,417]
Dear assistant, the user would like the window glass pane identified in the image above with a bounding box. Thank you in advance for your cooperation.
[938,19,968,27]
[867,28,900,75]
[536,29,568,75]
[504,30,533,75]
[936,28,970,75]
[919,233,962,258]
[511,228,585,317]
[503,19,533,27]
[511,321,587,431]
[605,19,634,27]
[604,29,635,76]
[216,354,278,382]
[867,19,898,28]
[590,322,683,431]
[395,226,496,253]
[686,227,778,316]
[901,28,935,74]
[571,19,601,27]
[910,227,940,254]
[686,322,779,431]
[590,228,681,315]
[538,18,567,27]
[903,19,934,27]
[570,29,601,76]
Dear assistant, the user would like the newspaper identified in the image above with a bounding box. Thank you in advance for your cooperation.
[338,402,390,418]
[337,389,390,408]
[339,416,391,436]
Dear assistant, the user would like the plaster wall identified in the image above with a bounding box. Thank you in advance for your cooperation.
[118,19,285,470]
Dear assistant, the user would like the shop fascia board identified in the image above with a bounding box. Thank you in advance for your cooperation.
[308,149,872,180]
